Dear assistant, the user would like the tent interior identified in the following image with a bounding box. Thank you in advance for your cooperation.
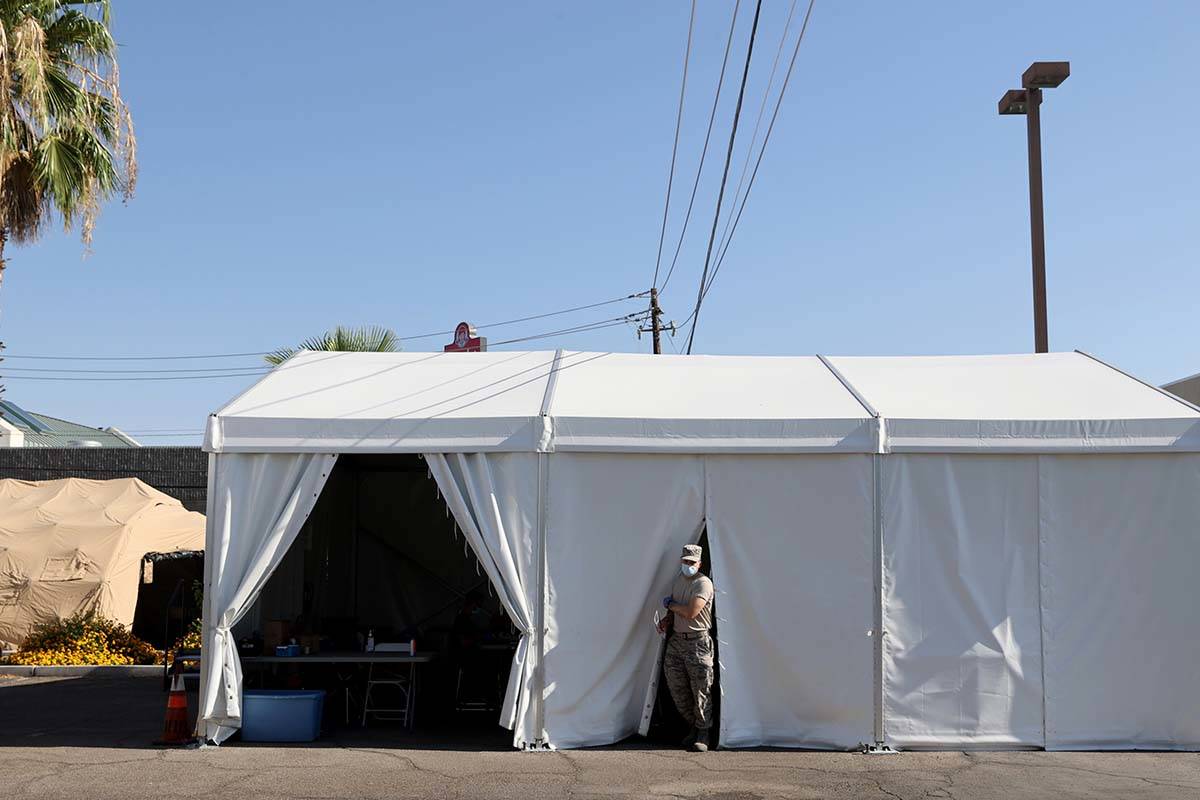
[235,454,518,743]
[131,551,204,649]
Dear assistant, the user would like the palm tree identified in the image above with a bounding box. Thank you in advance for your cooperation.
[0,0,136,285]
[265,325,401,366]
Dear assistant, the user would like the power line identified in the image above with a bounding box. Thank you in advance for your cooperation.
[490,312,650,347]
[394,292,650,342]
[652,0,697,291]
[685,0,765,354]
[657,0,744,296]
[1,350,271,362]
[1,371,270,382]
[3,365,268,375]
[118,433,204,438]
[15,433,205,441]
[0,311,652,381]
[702,0,817,301]
[0,292,651,363]
[713,0,800,263]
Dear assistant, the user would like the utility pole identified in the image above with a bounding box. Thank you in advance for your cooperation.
[649,288,663,355]
[638,288,673,354]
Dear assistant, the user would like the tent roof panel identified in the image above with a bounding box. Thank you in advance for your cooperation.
[546,352,875,452]
[219,350,556,421]
[551,353,870,420]
[827,352,1198,421]
[206,350,1200,454]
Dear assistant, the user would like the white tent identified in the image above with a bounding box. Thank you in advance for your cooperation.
[197,350,1200,750]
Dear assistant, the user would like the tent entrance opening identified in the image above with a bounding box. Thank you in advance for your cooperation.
[238,454,517,743]
[644,527,721,745]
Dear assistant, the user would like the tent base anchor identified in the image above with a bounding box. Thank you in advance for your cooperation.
[860,742,898,755]
[522,739,556,752]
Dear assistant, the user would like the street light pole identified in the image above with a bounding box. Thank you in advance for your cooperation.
[999,61,1069,354]
[1024,86,1048,354]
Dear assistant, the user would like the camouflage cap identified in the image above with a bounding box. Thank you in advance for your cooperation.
[680,544,702,562]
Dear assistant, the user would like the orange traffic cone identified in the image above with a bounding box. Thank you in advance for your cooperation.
[157,664,192,745]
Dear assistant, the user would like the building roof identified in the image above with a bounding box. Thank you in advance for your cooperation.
[1164,373,1200,407]
[0,400,139,448]
[204,349,1200,455]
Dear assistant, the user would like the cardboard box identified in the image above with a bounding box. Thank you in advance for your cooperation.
[263,619,291,651]
[298,634,321,654]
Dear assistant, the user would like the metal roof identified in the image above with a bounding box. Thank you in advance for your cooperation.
[0,401,139,448]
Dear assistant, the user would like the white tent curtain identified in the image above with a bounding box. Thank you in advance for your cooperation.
[197,452,338,743]
[1039,454,1200,750]
[881,455,1044,747]
[541,454,705,748]
[705,455,875,749]
[193,448,1200,751]
[425,452,541,747]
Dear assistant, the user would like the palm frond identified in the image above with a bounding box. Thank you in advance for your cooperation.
[44,9,113,57]
[0,0,134,252]
[264,326,403,365]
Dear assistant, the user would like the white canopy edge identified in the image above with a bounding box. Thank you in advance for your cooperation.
[882,418,1200,453]
[206,415,550,454]
[548,417,877,453]
[204,350,1200,455]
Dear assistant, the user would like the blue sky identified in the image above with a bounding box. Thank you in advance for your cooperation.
[4,1,1198,443]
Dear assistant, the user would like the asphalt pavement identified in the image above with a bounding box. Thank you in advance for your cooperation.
[1,673,1198,799]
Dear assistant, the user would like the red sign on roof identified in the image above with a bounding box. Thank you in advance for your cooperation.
[444,322,487,352]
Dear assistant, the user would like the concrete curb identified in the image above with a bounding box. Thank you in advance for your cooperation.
[0,664,162,677]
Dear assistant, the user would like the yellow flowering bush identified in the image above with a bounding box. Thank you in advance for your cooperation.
[165,618,202,665]
[11,612,160,666]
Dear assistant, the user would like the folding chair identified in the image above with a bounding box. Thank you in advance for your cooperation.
[454,652,500,713]
[361,642,416,728]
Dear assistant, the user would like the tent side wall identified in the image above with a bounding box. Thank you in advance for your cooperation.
[194,447,1200,750]
[540,453,876,751]
[879,452,1200,751]
[880,455,1045,747]
[1039,454,1200,750]
[541,454,706,748]
[705,454,875,749]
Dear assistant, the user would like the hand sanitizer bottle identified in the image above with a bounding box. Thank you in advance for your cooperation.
[366,629,375,653]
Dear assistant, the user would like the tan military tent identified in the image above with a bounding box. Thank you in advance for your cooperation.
[0,478,205,649]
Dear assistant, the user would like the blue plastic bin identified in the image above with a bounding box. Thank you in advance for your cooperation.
[241,689,325,742]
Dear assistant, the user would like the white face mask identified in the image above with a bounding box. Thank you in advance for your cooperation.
[680,563,699,578]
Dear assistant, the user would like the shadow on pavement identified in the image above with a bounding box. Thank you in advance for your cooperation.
[0,674,511,752]
[0,674,168,749]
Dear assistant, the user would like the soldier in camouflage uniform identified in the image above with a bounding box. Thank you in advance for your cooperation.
[657,544,715,752]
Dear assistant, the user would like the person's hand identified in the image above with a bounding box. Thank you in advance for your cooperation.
[662,595,674,610]
[656,615,670,634]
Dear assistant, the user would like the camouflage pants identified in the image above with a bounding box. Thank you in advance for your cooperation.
[663,632,714,731]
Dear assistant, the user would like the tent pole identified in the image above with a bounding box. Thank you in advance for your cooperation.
[1035,455,1049,748]
[872,453,885,747]
[820,354,889,747]
[196,451,219,741]
[529,353,559,749]
[534,452,549,747]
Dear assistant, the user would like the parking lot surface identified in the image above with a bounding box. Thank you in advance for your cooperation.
[2,674,1198,799]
